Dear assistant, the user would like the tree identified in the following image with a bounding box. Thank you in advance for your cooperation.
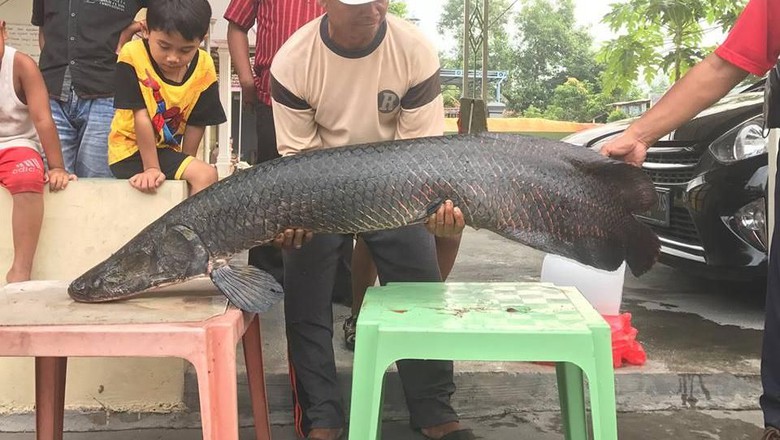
[387,0,408,19]
[506,0,603,112]
[438,0,515,100]
[599,0,747,93]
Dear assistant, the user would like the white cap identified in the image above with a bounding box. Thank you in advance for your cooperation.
[339,0,374,4]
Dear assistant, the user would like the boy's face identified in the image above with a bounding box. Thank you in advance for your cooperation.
[145,29,202,79]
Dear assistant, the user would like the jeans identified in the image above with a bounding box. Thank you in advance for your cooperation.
[49,91,114,177]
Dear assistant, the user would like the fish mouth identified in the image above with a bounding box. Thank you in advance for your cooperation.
[68,276,150,303]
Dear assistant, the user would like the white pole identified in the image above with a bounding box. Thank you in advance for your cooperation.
[216,45,233,178]
[203,18,216,164]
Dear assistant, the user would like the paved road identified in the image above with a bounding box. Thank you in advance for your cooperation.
[0,229,768,438]
[0,410,765,439]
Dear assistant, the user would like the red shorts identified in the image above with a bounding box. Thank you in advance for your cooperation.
[0,147,45,194]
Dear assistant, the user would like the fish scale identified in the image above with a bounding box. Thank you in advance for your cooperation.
[68,133,661,312]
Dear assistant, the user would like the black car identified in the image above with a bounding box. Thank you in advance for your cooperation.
[563,85,769,281]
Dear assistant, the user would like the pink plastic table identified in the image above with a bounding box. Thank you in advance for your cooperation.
[0,280,271,440]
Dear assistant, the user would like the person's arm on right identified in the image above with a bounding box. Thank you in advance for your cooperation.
[603,0,780,166]
[601,54,749,166]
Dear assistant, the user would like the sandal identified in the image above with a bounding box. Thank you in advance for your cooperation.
[343,315,357,351]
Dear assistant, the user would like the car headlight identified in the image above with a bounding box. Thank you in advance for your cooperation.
[709,116,768,163]
[725,197,768,252]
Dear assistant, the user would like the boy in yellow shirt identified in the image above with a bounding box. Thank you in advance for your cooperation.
[109,0,226,195]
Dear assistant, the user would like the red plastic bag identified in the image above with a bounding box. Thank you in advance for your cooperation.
[603,313,646,368]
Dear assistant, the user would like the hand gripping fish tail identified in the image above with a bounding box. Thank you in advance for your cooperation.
[67,133,660,312]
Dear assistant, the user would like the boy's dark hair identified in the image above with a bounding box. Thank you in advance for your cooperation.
[146,0,212,42]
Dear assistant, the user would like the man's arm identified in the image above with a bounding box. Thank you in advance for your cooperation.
[270,75,323,156]
[601,53,749,166]
[227,22,257,107]
[269,69,318,248]
[17,52,75,190]
[116,21,144,54]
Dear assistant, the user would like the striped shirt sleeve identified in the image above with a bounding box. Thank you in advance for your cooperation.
[223,0,258,31]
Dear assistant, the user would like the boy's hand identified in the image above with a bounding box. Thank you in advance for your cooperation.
[129,168,166,193]
[46,167,77,192]
[425,200,465,237]
[273,228,313,250]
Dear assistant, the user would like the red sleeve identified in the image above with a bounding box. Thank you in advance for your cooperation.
[223,0,258,31]
[715,0,780,75]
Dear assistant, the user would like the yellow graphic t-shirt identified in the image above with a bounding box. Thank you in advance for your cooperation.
[108,39,226,165]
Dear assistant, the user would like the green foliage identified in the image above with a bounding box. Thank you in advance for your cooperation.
[387,0,408,19]
[437,0,642,120]
[506,0,604,112]
[599,0,747,93]
[441,86,461,107]
[522,105,545,118]
[607,109,629,122]
[438,0,515,99]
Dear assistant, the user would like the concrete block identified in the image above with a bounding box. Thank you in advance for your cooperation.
[0,179,189,413]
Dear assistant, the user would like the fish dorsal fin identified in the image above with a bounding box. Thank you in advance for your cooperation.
[573,158,657,213]
[210,264,284,312]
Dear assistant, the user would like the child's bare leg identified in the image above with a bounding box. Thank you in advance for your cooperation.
[350,237,377,316]
[181,160,218,196]
[6,192,43,283]
[435,234,462,281]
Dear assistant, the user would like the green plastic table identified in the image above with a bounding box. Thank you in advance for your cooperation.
[348,282,617,440]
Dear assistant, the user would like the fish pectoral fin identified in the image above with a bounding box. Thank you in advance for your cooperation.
[410,198,446,224]
[210,265,283,313]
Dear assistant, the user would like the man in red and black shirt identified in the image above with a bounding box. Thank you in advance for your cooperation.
[602,1,780,437]
[224,0,324,165]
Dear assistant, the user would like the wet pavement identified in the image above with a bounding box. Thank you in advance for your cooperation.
[0,229,769,438]
[0,410,765,439]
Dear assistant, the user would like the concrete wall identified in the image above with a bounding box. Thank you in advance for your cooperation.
[0,0,231,415]
[0,180,189,412]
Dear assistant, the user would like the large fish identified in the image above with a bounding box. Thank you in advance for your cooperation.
[68,133,660,312]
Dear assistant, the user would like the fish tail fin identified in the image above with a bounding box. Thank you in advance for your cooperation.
[575,159,657,213]
[625,220,660,276]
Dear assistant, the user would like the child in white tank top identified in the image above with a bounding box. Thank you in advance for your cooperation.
[0,21,75,284]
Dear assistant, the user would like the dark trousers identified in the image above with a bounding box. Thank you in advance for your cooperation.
[762,152,780,428]
[283,225,458,435]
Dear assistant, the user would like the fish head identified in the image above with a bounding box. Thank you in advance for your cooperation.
[68,223,209,302]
